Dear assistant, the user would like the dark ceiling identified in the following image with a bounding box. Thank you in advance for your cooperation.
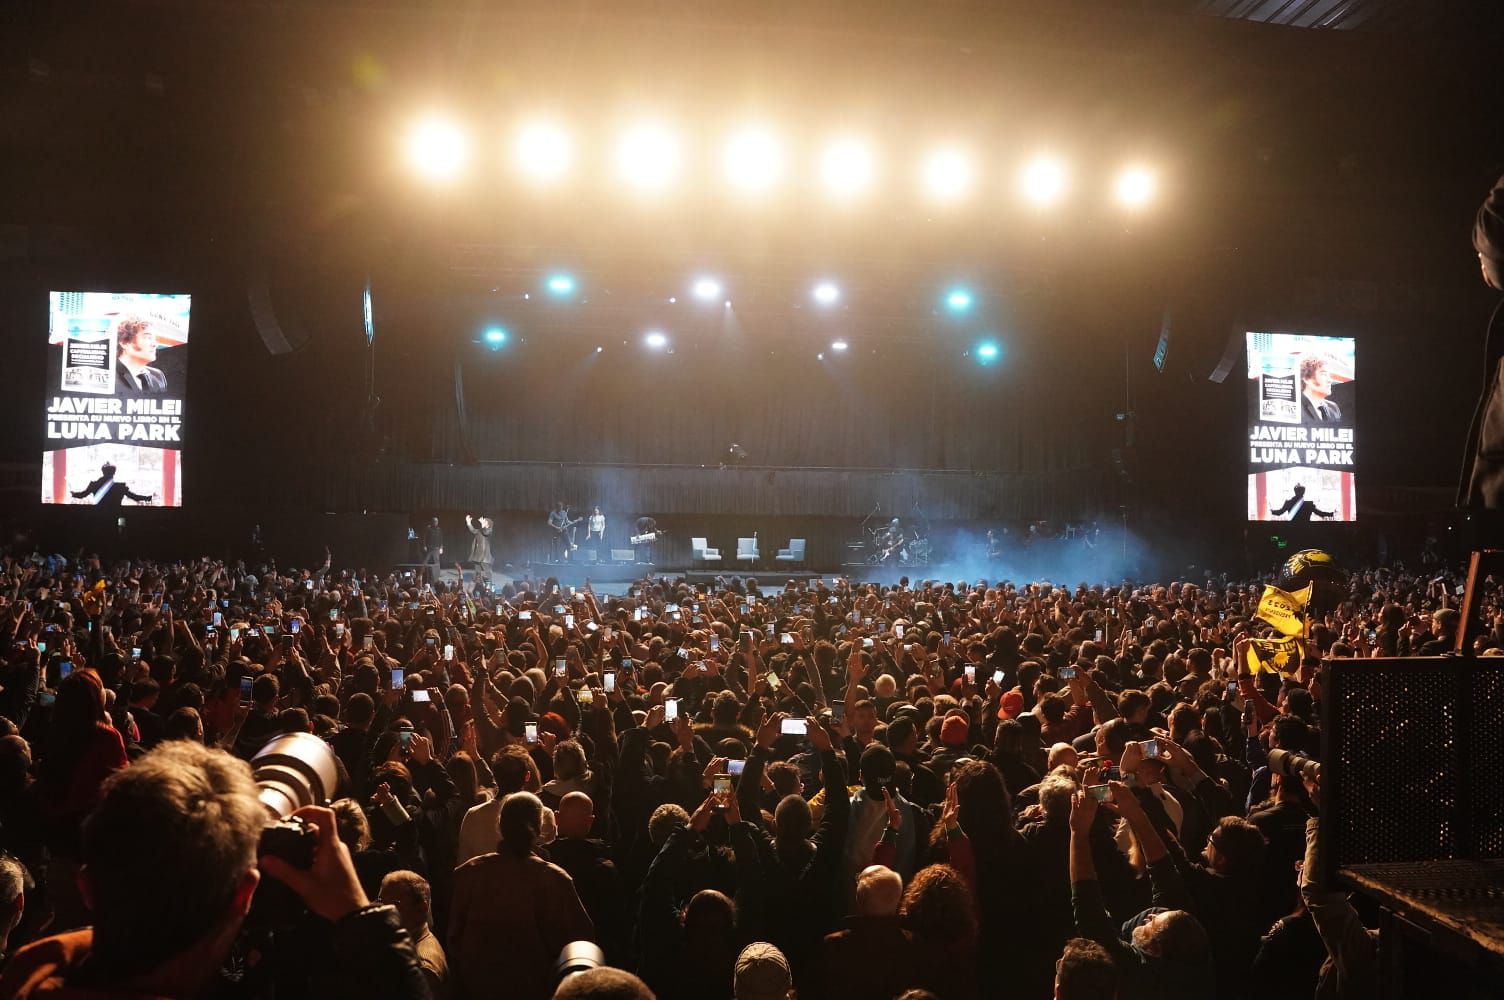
[1193,0,1504,33]
[0,0,1500,300]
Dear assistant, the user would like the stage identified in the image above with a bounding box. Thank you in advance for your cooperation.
[432,560,1059,593]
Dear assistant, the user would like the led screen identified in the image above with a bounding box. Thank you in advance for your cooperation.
[1246,331,1355,522]
[42,291,190,507]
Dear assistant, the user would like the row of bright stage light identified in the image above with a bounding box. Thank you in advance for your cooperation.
[404,114,1160,210]
[479,272,1003,365]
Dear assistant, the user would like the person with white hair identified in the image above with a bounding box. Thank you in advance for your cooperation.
[819,864,921,999]
[465,514,494,585]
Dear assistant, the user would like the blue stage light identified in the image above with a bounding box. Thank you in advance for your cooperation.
[546,273,576,296]
[483,327,509,349]
[975,340,1001,364]
[946,288,974,313]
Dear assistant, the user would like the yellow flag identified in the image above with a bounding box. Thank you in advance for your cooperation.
[1256,583,1311,637]
[1245,635,1304,677]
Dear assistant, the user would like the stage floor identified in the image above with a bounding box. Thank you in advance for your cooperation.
[435,560,952,594]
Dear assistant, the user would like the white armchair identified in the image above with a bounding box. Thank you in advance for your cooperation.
[736,536,759,567]
[774,539,806,566]
[693,537,722,564]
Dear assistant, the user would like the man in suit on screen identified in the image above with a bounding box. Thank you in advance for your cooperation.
[1299,355,1341,423]
[114,317,168,396]
[1271,484,1334,522]
[71,463,154,507]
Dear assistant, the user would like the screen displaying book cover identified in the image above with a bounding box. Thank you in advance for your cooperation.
[1246,332,1355,522]
[41,291,191,507]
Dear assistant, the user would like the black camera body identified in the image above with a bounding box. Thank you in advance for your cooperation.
[244,734,338,930]
[257,815,317,870]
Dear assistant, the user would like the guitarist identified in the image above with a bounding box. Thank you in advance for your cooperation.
[547,501,582,561]
[874,517,905,564]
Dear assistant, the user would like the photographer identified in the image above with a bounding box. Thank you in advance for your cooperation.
[1297,771,1378,998]
[0,740,427,998]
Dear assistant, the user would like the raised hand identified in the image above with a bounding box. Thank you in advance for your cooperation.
[1069,788,1098,834]
[757,711,784,750]
[882,786,904,830]
[940,780,961,831]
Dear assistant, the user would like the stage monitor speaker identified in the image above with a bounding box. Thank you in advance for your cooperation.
[610,549,636,563]
[1321,656,1504,884]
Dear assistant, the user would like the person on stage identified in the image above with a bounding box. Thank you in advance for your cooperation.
[1272,484,1335,521]
[584,506,606,558]
[876,517,905,563]
[71,462,155,507]
[986,529,1005,560]
[465,514,494,585]
[421,516,444,583]
[548,502,577,562]
[633,516,658,563]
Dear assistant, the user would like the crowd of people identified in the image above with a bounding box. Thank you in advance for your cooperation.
[0,548,1473,999]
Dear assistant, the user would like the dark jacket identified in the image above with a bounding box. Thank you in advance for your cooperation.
[821,915,923,1000]
[0,904,428,999]
[448,850,593,1000]
[739,746,852,981]
[1247,797,1310,929]
[68,478,151,508]
[1166,838,1266,1000]
[330,725,375,795]
[637,822,762,1000]
[1463,173,1504,509]
[547,836,630,968]
[1073,857,1213,1000]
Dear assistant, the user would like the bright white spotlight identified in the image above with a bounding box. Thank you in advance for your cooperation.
[975,340,1002,364]
[513,119,573,182]
[812,282,841,306]
[945,288,974,313]
[693,277,723,301]
[820,137,876,199]
[644,331,669,349]
[723,127,784,193]
[405,115,469,182]
[922,148,973,202]
[616,123,682,193]
[1021,156,1068,207]
[1115,167,1156,209]
[831,339,849,352]
[482,326,508,349]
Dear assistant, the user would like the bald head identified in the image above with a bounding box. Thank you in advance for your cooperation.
[557,791,595,839]
[855,864,904,917]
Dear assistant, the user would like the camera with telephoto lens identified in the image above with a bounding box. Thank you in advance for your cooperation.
[1267,748,1322,780]
[248,732,339,924]
[556,941,606,983]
